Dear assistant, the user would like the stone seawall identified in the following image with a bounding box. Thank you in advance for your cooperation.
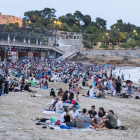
[81,50,140,58]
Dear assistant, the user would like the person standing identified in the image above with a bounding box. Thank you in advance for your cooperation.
[121,73,124,81]
[74,84,80,102]
[0,74,4,103]
[115,79,122,97]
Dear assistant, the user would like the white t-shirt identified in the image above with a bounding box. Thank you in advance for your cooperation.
[56,101,63,111]
[51,99,55,105]
[104,81,107,86]
[70,110,79,118]
[60,112,66,122]
[89,88,94,97]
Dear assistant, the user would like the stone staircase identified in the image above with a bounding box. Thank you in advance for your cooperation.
[58,51,78,60]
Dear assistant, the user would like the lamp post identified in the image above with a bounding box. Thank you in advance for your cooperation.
[132,36,134,42]
[54,21,57,46]
[76,21,81,33]
[108,36,110,45]
[103,36,104,44]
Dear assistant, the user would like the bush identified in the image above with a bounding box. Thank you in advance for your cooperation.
[100,44,109,49]
[84,44,93,49]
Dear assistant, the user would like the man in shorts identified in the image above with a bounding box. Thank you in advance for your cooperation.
[74,84,80,102]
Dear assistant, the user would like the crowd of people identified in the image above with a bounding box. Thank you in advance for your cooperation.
[59,105,120,129]
[0,57,139,131]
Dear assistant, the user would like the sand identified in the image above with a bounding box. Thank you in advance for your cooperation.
[0,81,140,140]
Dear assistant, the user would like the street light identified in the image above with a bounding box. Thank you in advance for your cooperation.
[133,30,136,33]
[53,21,57,46]
[114,26,116,28]
[76,21,81,33]
[106,33,109,36]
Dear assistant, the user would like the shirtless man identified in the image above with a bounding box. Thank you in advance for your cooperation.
[95,88,106,98]
[74,84,80,102]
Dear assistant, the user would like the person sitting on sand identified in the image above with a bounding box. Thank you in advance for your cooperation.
[88,105,97,120]
[62,90,68,102]
[89,85,94,97]
[76,108,96,128]
[98,107,106,118]
[20,78,25,92]
[29,78,35,87]
[50,96,56,110]
[9,83,15,92]
[64,107,77,127]
[69,92,74,101]
[97,110,117,129]
[43,80,48,89]
[53,98,63,113]
[50,88,56,97]
[95,88,106,98]
[70,105,79,119]
[58,88,64,96]
[24,82,33,92]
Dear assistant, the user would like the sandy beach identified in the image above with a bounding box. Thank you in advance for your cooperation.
[0,81,140,140]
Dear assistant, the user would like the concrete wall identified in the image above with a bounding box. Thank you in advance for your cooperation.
[48,38,82,46]
[81,50,140,58]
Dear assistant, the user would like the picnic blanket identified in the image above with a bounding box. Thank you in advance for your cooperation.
[47,124,98,131]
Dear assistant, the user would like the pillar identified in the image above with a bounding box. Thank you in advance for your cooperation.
[28,38,30,44]
[13,36,15,42]
[36,38,38,44]
[23,37,26,43]
[8,34,10,42]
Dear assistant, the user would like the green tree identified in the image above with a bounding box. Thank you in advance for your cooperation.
[96,17,107,28]
[128,41,137,49]
[120,43,130,50]
[136,40,140,47]
[87,34,94,45]
[71,24,80,32]
[84,26,98,34]
[100,44,109,49]
[84,44,93,50]
[61,23,72,31]
[110,45,115,49]
[74,10,84,22]
[83,15,91,26]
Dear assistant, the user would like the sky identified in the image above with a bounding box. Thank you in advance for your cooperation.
[0,0,139,29]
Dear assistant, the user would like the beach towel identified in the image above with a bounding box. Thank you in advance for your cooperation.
[35,94,42,97]
[43,109,61,114]
[47,125,97,131]
[60,125,71,129]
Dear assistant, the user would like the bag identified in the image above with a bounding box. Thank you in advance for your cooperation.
[50,117,57,123]
[71,100,75,104]
[55,120,61,126]
[75,105,80,109]
[117,118,121,127]
[135,96,139,99]
[113,90,116,96]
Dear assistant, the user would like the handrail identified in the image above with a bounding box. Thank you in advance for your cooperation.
[0,40,64,54]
